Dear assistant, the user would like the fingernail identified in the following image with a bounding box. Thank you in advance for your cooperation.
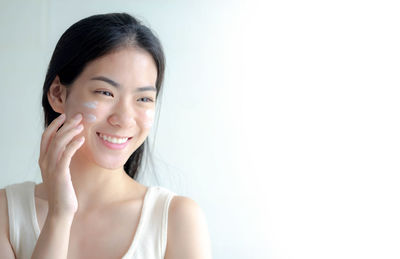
[76,124,83,130]
[60,113,66,119]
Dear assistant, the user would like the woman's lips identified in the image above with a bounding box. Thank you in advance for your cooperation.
[96,132,132,150]
[96,132,133,139]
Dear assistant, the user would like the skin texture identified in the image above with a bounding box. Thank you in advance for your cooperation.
[0,47,212,258]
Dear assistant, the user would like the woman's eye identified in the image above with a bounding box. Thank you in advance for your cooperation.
[96,90,113,97]
[138,97,154,103]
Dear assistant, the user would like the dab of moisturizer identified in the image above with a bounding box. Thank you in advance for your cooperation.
[85,114,97,122]
[83,101,98,109]
[82,101,98,122]
[144,109,155,128]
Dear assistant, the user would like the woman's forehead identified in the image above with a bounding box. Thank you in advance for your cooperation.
[76,49,157,87]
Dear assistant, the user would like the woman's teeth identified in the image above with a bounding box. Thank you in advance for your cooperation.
[98,133,128,144]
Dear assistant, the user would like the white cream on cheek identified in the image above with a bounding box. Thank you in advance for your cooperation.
[80,100,153,127]
[82,101,98,123]
[143,109,155,128]
[85,114,97,122]
[83,101,98,109]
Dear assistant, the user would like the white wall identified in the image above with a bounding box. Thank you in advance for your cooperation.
[1,0,399,258]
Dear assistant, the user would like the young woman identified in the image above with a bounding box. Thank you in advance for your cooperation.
[0,13,212,259]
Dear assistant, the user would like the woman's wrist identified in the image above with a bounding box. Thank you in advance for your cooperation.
[46,210,75,225]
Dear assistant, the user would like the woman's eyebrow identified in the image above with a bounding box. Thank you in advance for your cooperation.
[90,76,156,92]
[91,76,120,87]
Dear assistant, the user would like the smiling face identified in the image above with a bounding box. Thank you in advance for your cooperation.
[60,47,158,170]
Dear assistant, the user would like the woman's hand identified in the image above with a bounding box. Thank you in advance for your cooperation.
[38,113,85,218]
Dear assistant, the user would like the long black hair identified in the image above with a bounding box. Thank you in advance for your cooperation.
[41,13,165,179]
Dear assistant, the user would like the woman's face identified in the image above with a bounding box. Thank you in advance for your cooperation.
[62,47,158,170]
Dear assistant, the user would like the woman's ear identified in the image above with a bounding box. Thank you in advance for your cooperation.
[47,75,67,114]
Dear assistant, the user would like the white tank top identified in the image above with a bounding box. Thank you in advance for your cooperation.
[5,181,176,259]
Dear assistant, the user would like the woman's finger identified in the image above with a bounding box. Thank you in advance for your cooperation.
[39,113,66,162]
[58,136,85,173]
[46,123,84,170]
[41,113,83,163]
[55,113,83,139]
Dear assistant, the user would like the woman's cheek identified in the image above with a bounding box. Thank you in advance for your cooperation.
[65,97,89,121]
[141,109,155,129]
[77,101,154,129]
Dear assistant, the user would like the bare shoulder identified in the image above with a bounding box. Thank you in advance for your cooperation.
[169,196,204,220]
[165,196,212,259]
[0,188,16,258]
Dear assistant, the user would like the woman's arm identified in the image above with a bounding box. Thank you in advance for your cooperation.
[0,189,16,259]
[0,188,74,259]
[32,112,84,258]
[31,213,74,259]
[165,196,213,259]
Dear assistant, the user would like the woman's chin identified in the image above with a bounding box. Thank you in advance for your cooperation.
[94,158,127,170]
[97,161,124,170]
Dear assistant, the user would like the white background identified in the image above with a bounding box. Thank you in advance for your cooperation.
[1,0,399,258]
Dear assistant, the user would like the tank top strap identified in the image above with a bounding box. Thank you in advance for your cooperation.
[122,186,176,259]
[5,181,40,259]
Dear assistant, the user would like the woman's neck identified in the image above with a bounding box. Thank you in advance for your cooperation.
[65,154,137,213]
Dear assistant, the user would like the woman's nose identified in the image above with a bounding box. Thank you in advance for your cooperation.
[108,102,137,128]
